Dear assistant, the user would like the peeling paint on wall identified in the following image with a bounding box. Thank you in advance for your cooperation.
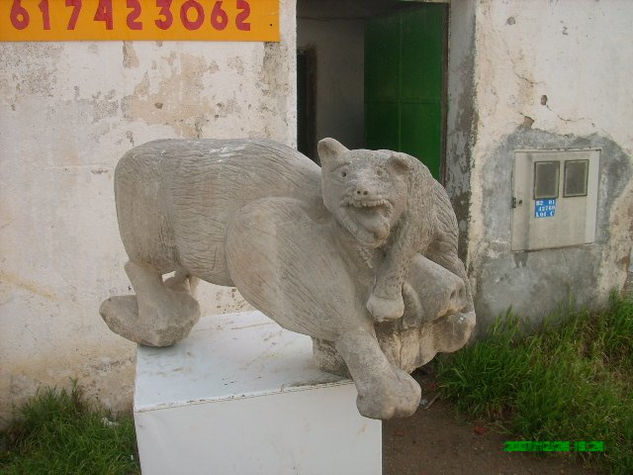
[0,43,62,101]
[446,0,477,262]
[122,42,139,69]
[120,52,220,138]
[472,129,632,330]
[464,0,633,332]
[0,0,297,422]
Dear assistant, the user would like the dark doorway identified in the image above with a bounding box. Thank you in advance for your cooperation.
[297,48,317,161]
[296,0,448,180]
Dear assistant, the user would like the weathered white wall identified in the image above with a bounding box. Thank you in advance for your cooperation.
[445,0,476,259]
[463,0,633,328]
[0,0,296,421]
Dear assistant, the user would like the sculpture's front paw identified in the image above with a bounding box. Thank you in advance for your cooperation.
[99,292,200,347]
[366,293,405,322]
[100,295,145,342]
[356,369,421,419]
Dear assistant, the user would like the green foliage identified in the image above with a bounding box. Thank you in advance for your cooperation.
[0,383,139,475]
[435,293,633,474]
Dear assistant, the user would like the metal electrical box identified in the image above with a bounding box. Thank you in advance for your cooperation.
[511,149,600,251]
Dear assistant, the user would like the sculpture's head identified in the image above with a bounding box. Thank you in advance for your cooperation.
[318,137,413,248]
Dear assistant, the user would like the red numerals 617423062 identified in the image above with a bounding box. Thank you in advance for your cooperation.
[8,0,252,32]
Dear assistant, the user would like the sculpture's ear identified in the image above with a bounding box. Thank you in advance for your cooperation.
[318,138,348,168]
[387,152,415,175]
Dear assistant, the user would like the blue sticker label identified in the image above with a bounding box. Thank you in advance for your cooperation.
[535,199,557,218]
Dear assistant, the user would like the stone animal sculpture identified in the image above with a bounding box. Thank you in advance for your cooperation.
[319,138,471,323]
[100,138,475,419]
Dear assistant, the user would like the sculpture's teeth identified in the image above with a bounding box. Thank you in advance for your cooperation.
[358,199,387,208]
[342,197,391,210]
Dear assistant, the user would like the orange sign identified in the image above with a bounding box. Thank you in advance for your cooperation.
[0,0,279,42]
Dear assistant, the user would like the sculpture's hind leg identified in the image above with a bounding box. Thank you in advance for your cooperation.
[100,261,200,347]
[335,328,421,419]
[164,268,200,296]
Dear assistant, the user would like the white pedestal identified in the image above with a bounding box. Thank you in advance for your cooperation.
[134,311,382,475]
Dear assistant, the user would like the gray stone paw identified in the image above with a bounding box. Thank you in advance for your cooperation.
[99,293,200,347]
[366,293,405,322]
[355,369,421,419]
[100,295,142,341]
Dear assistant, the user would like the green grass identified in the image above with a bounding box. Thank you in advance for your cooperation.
[0,383,139,475]
[435,293,633,474]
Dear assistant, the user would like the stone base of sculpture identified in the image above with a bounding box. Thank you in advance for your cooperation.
[134,311,382,475]
[100,138,475,420]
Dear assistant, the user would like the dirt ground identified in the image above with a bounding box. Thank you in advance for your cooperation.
[382,370,601,475]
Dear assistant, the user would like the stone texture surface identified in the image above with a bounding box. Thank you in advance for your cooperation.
[101,138,475,419]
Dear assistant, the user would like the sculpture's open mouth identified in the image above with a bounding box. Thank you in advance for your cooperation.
[340,198,393,247]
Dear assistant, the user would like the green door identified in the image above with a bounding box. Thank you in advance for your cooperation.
[365,4,447,180]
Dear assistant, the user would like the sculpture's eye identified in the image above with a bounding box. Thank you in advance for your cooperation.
[334,165,350,179]
[376,169,384,177]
